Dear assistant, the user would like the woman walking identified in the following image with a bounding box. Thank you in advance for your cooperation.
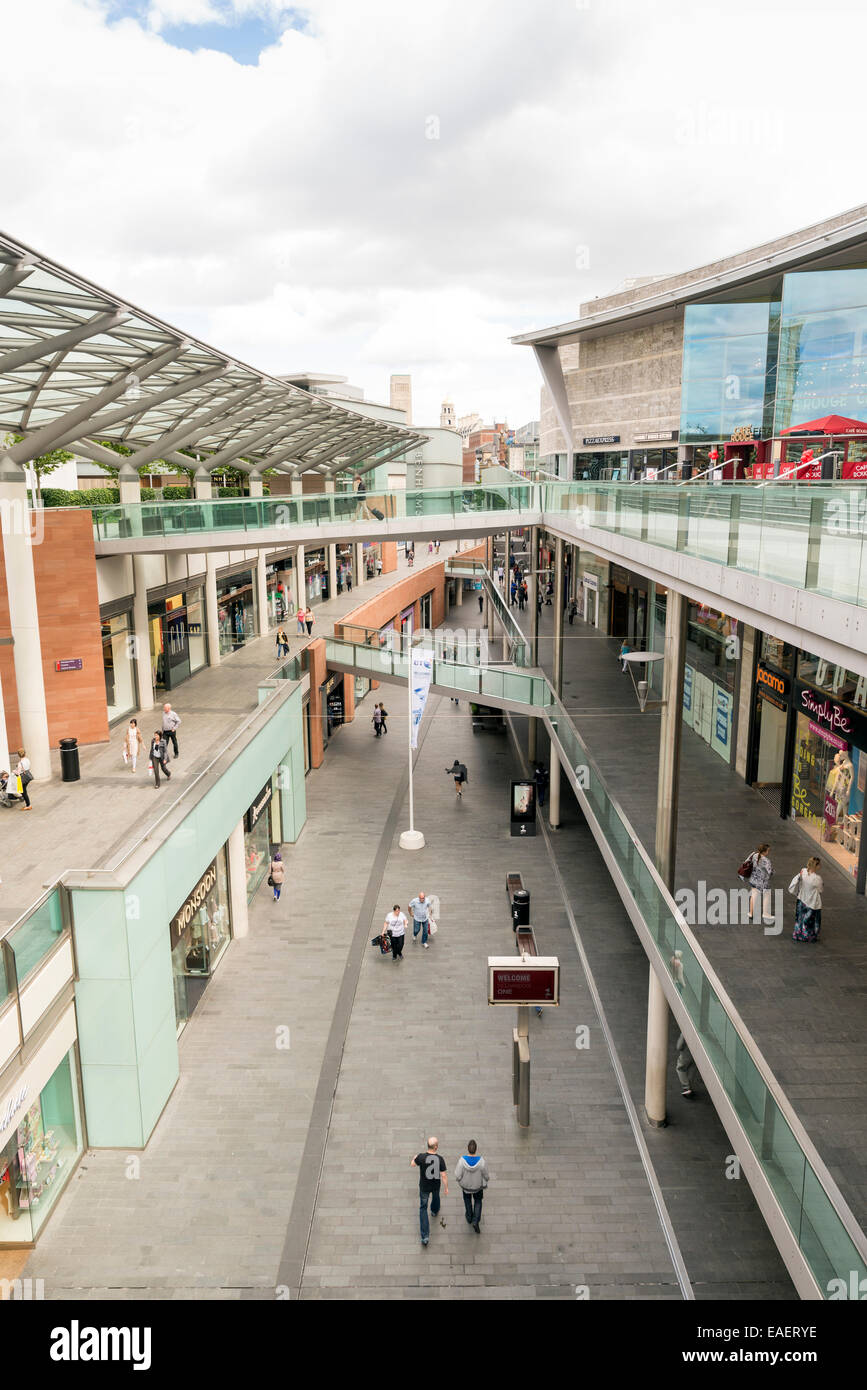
[269,850,285,902]
[792,856,823,943]
[378,702,389,735]
[122,719,144,774]
[276,626,289,658]
[14,750,33,810]
[746,842,774,924]
[296,607,307,638]
[149,730,172,789]
[305,608,315,637]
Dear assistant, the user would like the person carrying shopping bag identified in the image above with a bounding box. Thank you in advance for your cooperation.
[739,842,774,924]
[122,719,144,774]
[790,856,823,943]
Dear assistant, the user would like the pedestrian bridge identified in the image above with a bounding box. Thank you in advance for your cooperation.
[84,478,867,672]
[320,622,867,1300]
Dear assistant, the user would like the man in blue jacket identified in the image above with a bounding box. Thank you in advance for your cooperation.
[454,1139,489,1233]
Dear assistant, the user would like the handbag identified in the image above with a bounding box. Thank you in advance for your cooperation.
[428,918,438,936]
[267,874,274,887]
[20,770,32,787]
[737,854,754,880]
[788,872,802,897]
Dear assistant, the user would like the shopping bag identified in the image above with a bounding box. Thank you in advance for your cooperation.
[148,762,154,778]
[788,873,801,896]
[428,918,438,936]
[122,749,129,765]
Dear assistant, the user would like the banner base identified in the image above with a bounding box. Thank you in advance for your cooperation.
[399,829,426,850]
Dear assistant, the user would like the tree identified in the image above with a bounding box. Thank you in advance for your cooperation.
[10,434,74,503]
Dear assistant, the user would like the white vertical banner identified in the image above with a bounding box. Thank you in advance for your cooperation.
[410,648,434,749]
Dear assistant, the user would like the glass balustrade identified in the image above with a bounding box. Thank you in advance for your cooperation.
[544,689,866,1295]
[4,890,67,987]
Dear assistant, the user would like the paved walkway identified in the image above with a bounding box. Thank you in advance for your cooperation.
[0,542,456,930]
[20,649,698,1300]
[18,585,800,1299]
[507,560,867,1235]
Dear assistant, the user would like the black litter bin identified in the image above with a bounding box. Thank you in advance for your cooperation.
[59,737,80,783]
[512,888,530,931]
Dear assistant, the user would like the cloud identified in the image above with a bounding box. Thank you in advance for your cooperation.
[2,0,867,429]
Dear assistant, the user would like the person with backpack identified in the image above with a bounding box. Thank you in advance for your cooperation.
[377,702,389,734]
[454,1140,490,1233]
[445,760,468,798]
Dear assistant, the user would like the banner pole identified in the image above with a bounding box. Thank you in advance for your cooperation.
[400,632,426,851]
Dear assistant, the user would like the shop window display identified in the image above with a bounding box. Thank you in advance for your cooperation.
[0,1050,82,1243]
[245,797,272,901]
[792,717,864,878]
[170,849,232,1033]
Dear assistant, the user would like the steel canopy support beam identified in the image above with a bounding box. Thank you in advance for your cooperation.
[4,340,186,463]
[122,381,264,469]
[533,345,573,461]
[0,309,130,375]
[0,259,38,297]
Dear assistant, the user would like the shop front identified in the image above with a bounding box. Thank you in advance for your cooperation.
[654,589,739,763]
[609,565,648,647]
[791,654,867,888]
[244,781,274,900]
[170,848,233,1034]
[148,586,208,692]
[217,570,257,655]
[576,553,609,630]
[305,548,328,605]
[267,558,295,624]
[0,1018,84,1245]
[364,542,382,580]
[101,602,137,724]
[748,635,796,813]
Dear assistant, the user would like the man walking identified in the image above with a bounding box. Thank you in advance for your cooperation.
[162,703,181,760]
[378,702,389,734]
[372,705,383,737]
[384,903,407,961]
[676,1032,697,1099]
[477,590,483,614]
[454,1139,489,1233]
[411,1137,448,1246]
[408,889,432,948]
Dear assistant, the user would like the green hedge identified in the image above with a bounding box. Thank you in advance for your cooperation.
[40,483,247,507]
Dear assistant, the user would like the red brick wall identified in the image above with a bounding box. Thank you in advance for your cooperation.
[336,564,446,641]
[306,638,326,768]
[33,511,109,747]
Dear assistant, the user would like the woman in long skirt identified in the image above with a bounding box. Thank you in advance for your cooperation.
[792,856,823,942]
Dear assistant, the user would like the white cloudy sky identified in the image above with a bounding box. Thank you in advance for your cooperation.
[3,0,866,428]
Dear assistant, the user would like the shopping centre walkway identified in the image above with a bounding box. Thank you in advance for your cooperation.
[0,544,453,931]
[16,593,795,1300]
[510,573,867,1236]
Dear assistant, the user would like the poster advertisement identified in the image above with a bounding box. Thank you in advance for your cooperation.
[410,648,434,749]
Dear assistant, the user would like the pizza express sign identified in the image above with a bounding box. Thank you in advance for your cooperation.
[173,862,217,940]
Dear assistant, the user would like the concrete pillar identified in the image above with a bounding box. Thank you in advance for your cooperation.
[290,479,302,496]
[549,745,561,829]
[645,586,688,1128]
[195,470,221,669]
[256,552,270,637]
[327,542,337,602]
[0,665,8,777]
[552,535,564,696]
[455,576,463,606]
[530,525,540,665]
[248,473,264,498]
[645,970,669,1127]
[0,466,51,779]
[118,469,155,716]
[354,542,365,588]
[227,819,250,940]
[294,545,306,613]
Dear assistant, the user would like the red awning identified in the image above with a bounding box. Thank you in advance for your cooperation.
[780,414,867,436]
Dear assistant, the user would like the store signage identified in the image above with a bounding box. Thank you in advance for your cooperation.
[682,663,694,714]
[842,459,867,480]
[582,573,599,592]
[756,664,789,701]
[0,1082,28,1134]
[55,658,82,672]
[246,781,273,831]
[488,957,560,1006]
[730,425,757,441]
[635,430,678,443]
[799,687,853,737]
[808,720,849,751]
[582,435,620,446]
[172,863,217,940]
[714,688,732,750]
